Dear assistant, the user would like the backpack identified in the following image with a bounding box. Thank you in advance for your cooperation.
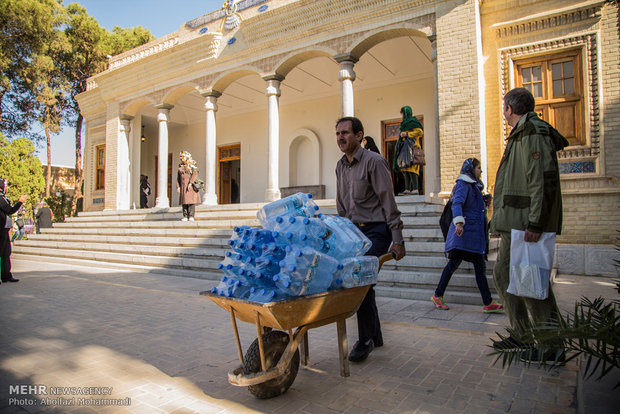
[439,198,453,242]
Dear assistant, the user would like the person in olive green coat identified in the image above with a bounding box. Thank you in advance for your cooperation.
[490,88,569,363]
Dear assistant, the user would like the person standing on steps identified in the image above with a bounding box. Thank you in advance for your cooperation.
[393,105,423,195]
[35,201,53,233]
[0,179,27,283]
[335,116,406,363]
[176,151,201,221]
[431,158,503,313]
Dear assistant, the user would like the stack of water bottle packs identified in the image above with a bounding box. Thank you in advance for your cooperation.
[210,192,380,302]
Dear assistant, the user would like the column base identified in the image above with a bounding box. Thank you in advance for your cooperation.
[201,192,218,206]
[264,188,281,202]
[155,196,170,209]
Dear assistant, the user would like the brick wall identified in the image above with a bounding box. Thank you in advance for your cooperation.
[436,0,482,191]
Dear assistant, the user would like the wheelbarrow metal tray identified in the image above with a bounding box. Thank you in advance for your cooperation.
[201,285,370,331]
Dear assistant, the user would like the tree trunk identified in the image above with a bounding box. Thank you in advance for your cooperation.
[70,114,83,217]
[45,106,52,198]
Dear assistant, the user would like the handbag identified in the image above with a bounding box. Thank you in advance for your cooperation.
[191,182,201,192]
[395,138,415,169]
[412,147,426,166]
[439,198,453,241]
[507,229,556,300]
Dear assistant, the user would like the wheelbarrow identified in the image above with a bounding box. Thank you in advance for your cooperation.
[200,252,394,399]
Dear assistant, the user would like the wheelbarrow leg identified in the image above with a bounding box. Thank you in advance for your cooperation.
[336,318,349,377]
[299,331,309,366]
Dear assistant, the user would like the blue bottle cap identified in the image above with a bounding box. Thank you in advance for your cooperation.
[295,250,302,257]
[276,216,283,223]
[273,275,279,282]
[317,213,323,218]
[234,253,242,260]
[285,245,293,253]
[225,251,232,257]
[288,265,296,272]
[250,287,256,293]
[226,264,233,270]
[289,217,296,223]
[239,269,246,276]
[313,205,319,211]
[233,226,240,232]
[228,240,235,246]
[267,291,275,299]
[279,260,285,267]
[335,278,342,285]
[300,234,308,241]
[284,280,291,288]
[285,232,293,239]
[307,193,312,198]
[211,287,218,293]
[337,264,344,270]
[217,264,224,270]
[303,218,310,224]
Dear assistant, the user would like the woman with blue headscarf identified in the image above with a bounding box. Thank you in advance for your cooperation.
[431,158,503,312]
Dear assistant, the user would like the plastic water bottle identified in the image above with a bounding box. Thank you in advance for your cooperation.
[273,272,306,296]
[229,279,253,299]
[329,277,343,290]
[262,243,286,262]
[336,256,380,288]
[257,192,319,228]
[248,287,278,303]
[278,247,338,295]
[254,256,280,278]
[320,215,371,258]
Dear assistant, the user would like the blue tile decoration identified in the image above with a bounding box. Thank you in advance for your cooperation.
[559,161,595,174]
[258,5,268,12]
[199,27,208,34]
[92,198,104,205]
[228,37,236,45]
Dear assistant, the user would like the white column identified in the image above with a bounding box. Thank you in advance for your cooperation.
[264,75,284,202]
[118,116,132,210]
[155,104,173,208]
[335,54,358,117]
[202,91,221,205]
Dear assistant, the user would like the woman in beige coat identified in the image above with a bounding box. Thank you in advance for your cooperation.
[176,151,201,221]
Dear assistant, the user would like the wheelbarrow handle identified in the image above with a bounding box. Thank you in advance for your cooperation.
[378,252,396,269]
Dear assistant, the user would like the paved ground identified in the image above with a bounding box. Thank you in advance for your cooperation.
[0,258,617,414]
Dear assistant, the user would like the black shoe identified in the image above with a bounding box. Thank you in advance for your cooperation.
[2,278,19,283]
[520,348,566,364]
[492,335,531,351]
[348,340,374,362]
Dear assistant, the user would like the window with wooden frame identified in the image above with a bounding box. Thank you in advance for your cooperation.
[515,49,584,146]
[95,144,105,190]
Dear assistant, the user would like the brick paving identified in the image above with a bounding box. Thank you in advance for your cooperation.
[0,258,616,413]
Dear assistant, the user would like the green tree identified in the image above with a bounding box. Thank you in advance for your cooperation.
[61,5,153,216]
[0,133,45,211]
[0,0,66,139]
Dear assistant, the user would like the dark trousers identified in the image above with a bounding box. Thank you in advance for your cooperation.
[182,204,195,218]
[435,250,492,306]
[1,228,13,280]
[402,172,418,192]
[356,222,392,344]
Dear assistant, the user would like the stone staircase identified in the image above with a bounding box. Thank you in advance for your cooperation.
[12,195,497,305]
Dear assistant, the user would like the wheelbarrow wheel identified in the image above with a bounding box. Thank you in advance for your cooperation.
[243,330,300,399]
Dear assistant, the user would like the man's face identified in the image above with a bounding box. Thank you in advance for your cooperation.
[336,120,362,156]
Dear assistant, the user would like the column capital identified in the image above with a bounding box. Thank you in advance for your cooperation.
[120,114,134,121]
[427,34,437,43]
[200,90,222,98]
[265,78,281,97]
[119,116,132,132]
[334,53,359,64]
[155,103,174,110]
[338,60,356,82]
[262,73,285,82]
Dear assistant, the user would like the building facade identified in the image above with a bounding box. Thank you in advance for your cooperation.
[76,0,620,275]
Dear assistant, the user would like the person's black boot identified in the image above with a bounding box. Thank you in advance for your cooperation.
[348,340,374,362]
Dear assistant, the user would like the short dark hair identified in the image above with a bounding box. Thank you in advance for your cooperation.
[504,88,535,115]
[336,116,364,136]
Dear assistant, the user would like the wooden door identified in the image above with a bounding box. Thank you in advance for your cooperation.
[218,144,240,205]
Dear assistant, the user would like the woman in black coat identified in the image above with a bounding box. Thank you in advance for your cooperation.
[0,179,27,283]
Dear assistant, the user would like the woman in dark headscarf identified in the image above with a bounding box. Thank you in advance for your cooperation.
[430,158,502,313]
[0,179,27,283]
[362,136,380,154]
[393,106,423,195]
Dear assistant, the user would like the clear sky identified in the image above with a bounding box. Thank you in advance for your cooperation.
[38,0,225,167]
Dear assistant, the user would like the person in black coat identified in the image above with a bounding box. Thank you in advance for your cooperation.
[36,201,53,233]
[0,179,27,283]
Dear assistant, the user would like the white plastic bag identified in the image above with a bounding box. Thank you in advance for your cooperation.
[507,229,556,300]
